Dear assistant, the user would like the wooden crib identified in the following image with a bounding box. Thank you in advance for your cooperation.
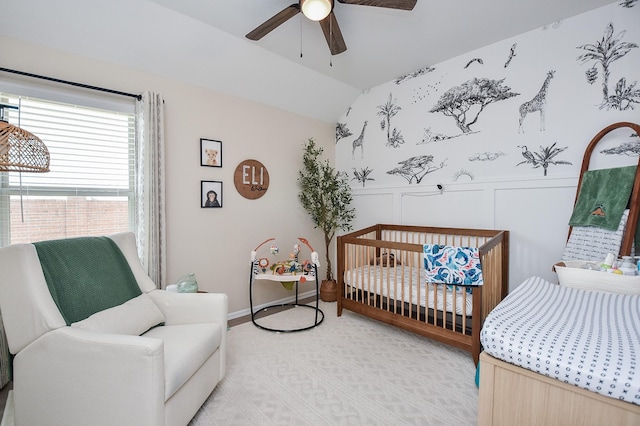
[337,224,509,364]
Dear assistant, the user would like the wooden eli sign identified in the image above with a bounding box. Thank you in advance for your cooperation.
[234,159,270,200]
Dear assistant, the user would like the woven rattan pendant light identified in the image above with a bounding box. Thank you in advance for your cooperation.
[0,104,50,173]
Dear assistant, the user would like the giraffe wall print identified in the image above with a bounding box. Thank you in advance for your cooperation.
[352,121,368,160]
[518,70,555,133]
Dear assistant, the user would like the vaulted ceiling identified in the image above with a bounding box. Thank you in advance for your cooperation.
[2,0,615,122]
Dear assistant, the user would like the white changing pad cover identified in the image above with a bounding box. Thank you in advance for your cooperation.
[481,276,640,405]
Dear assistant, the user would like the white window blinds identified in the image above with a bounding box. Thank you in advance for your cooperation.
[0,92,136,247]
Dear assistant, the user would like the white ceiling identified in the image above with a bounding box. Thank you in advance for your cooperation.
[1,0,615,123]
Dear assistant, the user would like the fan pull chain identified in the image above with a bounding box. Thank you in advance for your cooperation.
[329,17,333,67]
[300,15,303,58]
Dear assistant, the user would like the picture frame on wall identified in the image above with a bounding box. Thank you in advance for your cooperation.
[201,180,223,208]
[200,138,222,168]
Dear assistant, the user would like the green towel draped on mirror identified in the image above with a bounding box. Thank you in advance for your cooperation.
[569,166,635,230]
[568,165,640,245]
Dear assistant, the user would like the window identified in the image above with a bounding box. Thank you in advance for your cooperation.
[0,90,136,247]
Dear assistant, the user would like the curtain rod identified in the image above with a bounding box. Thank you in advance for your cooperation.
[0,67,142,100]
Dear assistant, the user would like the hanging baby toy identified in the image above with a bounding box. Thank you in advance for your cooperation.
[250,237,318,290]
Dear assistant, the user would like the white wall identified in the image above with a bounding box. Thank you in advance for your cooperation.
[336,2,640,290]
[0,36,335,316]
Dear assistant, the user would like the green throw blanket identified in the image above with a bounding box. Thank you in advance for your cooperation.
[34,236,142,325]
[569,166,636,230]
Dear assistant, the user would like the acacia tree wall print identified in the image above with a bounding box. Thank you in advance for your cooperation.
[429,78,519,134]
[377,93,405,147]
[577,22,639,110]
[600,132,640,156]
[387,155,447,184]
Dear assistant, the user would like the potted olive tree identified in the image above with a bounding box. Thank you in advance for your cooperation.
[298,138,355,302]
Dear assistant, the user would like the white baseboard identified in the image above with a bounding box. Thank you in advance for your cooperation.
[228,290,318,320]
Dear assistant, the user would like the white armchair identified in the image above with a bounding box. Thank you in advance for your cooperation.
[0,232,227,426]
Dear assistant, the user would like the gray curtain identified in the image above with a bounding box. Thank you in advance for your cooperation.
[135,92,166,288]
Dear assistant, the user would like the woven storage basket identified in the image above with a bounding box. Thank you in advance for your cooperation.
[553,261,640,295]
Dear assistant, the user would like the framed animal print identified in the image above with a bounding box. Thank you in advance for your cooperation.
[201,180,223,208]
[200,138,222,168]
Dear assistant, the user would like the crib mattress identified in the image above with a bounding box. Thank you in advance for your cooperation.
[481,276,640,405]
[343,265,473,316]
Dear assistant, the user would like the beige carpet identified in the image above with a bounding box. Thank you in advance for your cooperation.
[189,302,478,425]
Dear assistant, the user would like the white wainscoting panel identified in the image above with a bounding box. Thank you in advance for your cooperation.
[400,188,493,229]
[348,178,579,293]
[350,192,395,231]
[494,183,576,289]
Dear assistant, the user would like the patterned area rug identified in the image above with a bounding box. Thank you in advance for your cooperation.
[190,302,478,425]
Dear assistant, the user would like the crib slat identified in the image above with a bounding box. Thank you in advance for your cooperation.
[452,285,457,332]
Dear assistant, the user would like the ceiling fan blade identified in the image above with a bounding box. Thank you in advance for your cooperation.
[246,4,300,40]
[319,11,347,55]
[337,0,417,11]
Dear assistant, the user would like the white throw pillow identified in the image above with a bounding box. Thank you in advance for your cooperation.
[71,293,165,335]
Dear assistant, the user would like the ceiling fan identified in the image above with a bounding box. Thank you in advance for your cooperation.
[246,0,417,55]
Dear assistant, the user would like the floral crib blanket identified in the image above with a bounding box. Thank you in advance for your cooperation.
[423,244,484,286]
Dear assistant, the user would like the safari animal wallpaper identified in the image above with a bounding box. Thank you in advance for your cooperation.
[336,1,640,188]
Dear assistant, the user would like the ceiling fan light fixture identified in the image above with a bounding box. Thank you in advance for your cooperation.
[300,0,332,21]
